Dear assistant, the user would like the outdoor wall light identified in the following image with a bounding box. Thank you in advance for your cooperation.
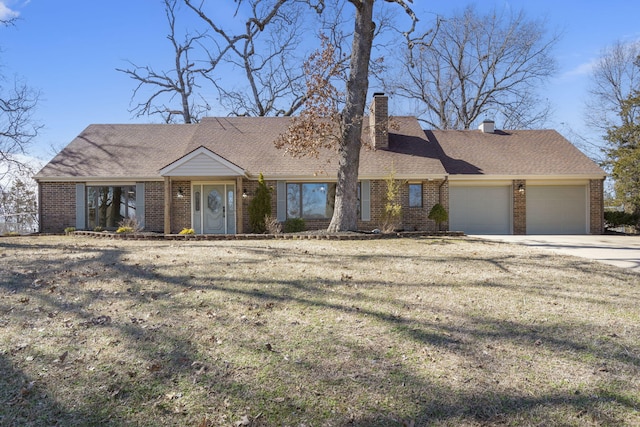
[518,184,525,194]
[242,189,248,199]
[177,187,184,199]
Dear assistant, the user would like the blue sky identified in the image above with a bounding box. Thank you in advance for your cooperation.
[2,0,640,163]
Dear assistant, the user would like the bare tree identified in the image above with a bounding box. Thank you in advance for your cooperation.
[276,0,422,232]
[117,0,225,123]
[585,40,640,132]
[387,5,559,130]
[123,0,422,231]
[0,166,39,234]
[1,19,40,180]
[183,0,314,117]
[587,42,640,213]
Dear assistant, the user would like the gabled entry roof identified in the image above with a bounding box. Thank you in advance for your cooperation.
[159,146,245,177]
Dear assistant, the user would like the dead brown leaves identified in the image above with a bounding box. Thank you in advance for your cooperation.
[1,236,639,426]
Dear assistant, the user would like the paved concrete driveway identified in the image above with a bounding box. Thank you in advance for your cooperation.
[471,235,640,273]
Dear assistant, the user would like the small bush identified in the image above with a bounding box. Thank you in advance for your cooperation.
[179,228,195,235]
[604,211,639,228]
[428,203,448,231]
[93,226,104,232]
[3,231,20,236]
[265,215,282,234]
[248,173,272,233]
[381,167,404,233]
[64,227,76,234]
[117,217,142,234]
[283,218,305,233]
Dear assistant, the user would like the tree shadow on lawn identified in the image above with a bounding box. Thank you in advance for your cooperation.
[0,351,138,426]
[1,237,639,425]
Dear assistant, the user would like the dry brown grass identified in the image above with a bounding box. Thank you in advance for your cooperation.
[1,235,639,426]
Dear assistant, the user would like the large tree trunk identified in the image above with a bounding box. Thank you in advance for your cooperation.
[327,0,375,232]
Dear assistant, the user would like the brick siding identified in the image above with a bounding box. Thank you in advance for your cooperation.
[144,181,165,233]
[590,179,604,234]
[39,182,77,233]
[40,177,604,235]
[363,179,448,232]
[171,180,191,234]
[513,180,526,235]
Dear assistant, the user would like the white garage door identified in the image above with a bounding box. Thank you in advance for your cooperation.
[450,186,511,234]
[527,186,587,234]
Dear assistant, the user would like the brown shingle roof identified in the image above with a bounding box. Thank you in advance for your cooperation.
[34,117,604,181]
[427,129,605,177]
[35,116,447,180]
[35,124,199,179]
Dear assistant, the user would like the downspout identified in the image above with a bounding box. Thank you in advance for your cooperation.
[438,176,448,205]
[438,176,449,231]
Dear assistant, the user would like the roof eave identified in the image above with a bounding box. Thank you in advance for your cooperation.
[34,176,164,183]
[447,173,606,181]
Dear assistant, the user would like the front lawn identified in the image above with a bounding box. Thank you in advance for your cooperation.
[1,236,638,426]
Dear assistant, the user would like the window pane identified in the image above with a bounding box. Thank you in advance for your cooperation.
[326,183,336,218]
[87,185,134,229]
[357,182,361,218]
[287,183,301,218]
[302,183,329,219]
[107,187,122,227]
[287,183,339,219]
[87,187,97,229]
[409,184,422,208]
[124,186,136,219]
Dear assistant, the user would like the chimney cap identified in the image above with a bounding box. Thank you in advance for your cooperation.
[372,92,386,97]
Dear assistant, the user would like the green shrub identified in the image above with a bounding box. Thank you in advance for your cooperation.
[248,173,272,233]
[283,218,305,233]
[64,227,76,234]
[381,167,404,232]
[93,226,104,232]
[116,226,134,234]
[604,211,639,228]
[428,203,448,230]
[179,228,195,235]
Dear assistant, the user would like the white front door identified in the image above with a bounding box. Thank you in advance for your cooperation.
[193,184,236,234]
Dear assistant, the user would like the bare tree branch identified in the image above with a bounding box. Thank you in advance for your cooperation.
[185,0,310,117]
[117,0,223,123]
[0,19,41,179]
[388,5,558,130]
[586,40,640,133]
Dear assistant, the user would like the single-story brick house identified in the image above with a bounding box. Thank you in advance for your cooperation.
[34,95,606,235]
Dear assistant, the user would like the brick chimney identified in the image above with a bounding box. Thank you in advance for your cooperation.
[369,93,389,149]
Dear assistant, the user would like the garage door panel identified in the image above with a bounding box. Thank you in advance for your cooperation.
[450,186,511,234]
[527,186,586,234]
